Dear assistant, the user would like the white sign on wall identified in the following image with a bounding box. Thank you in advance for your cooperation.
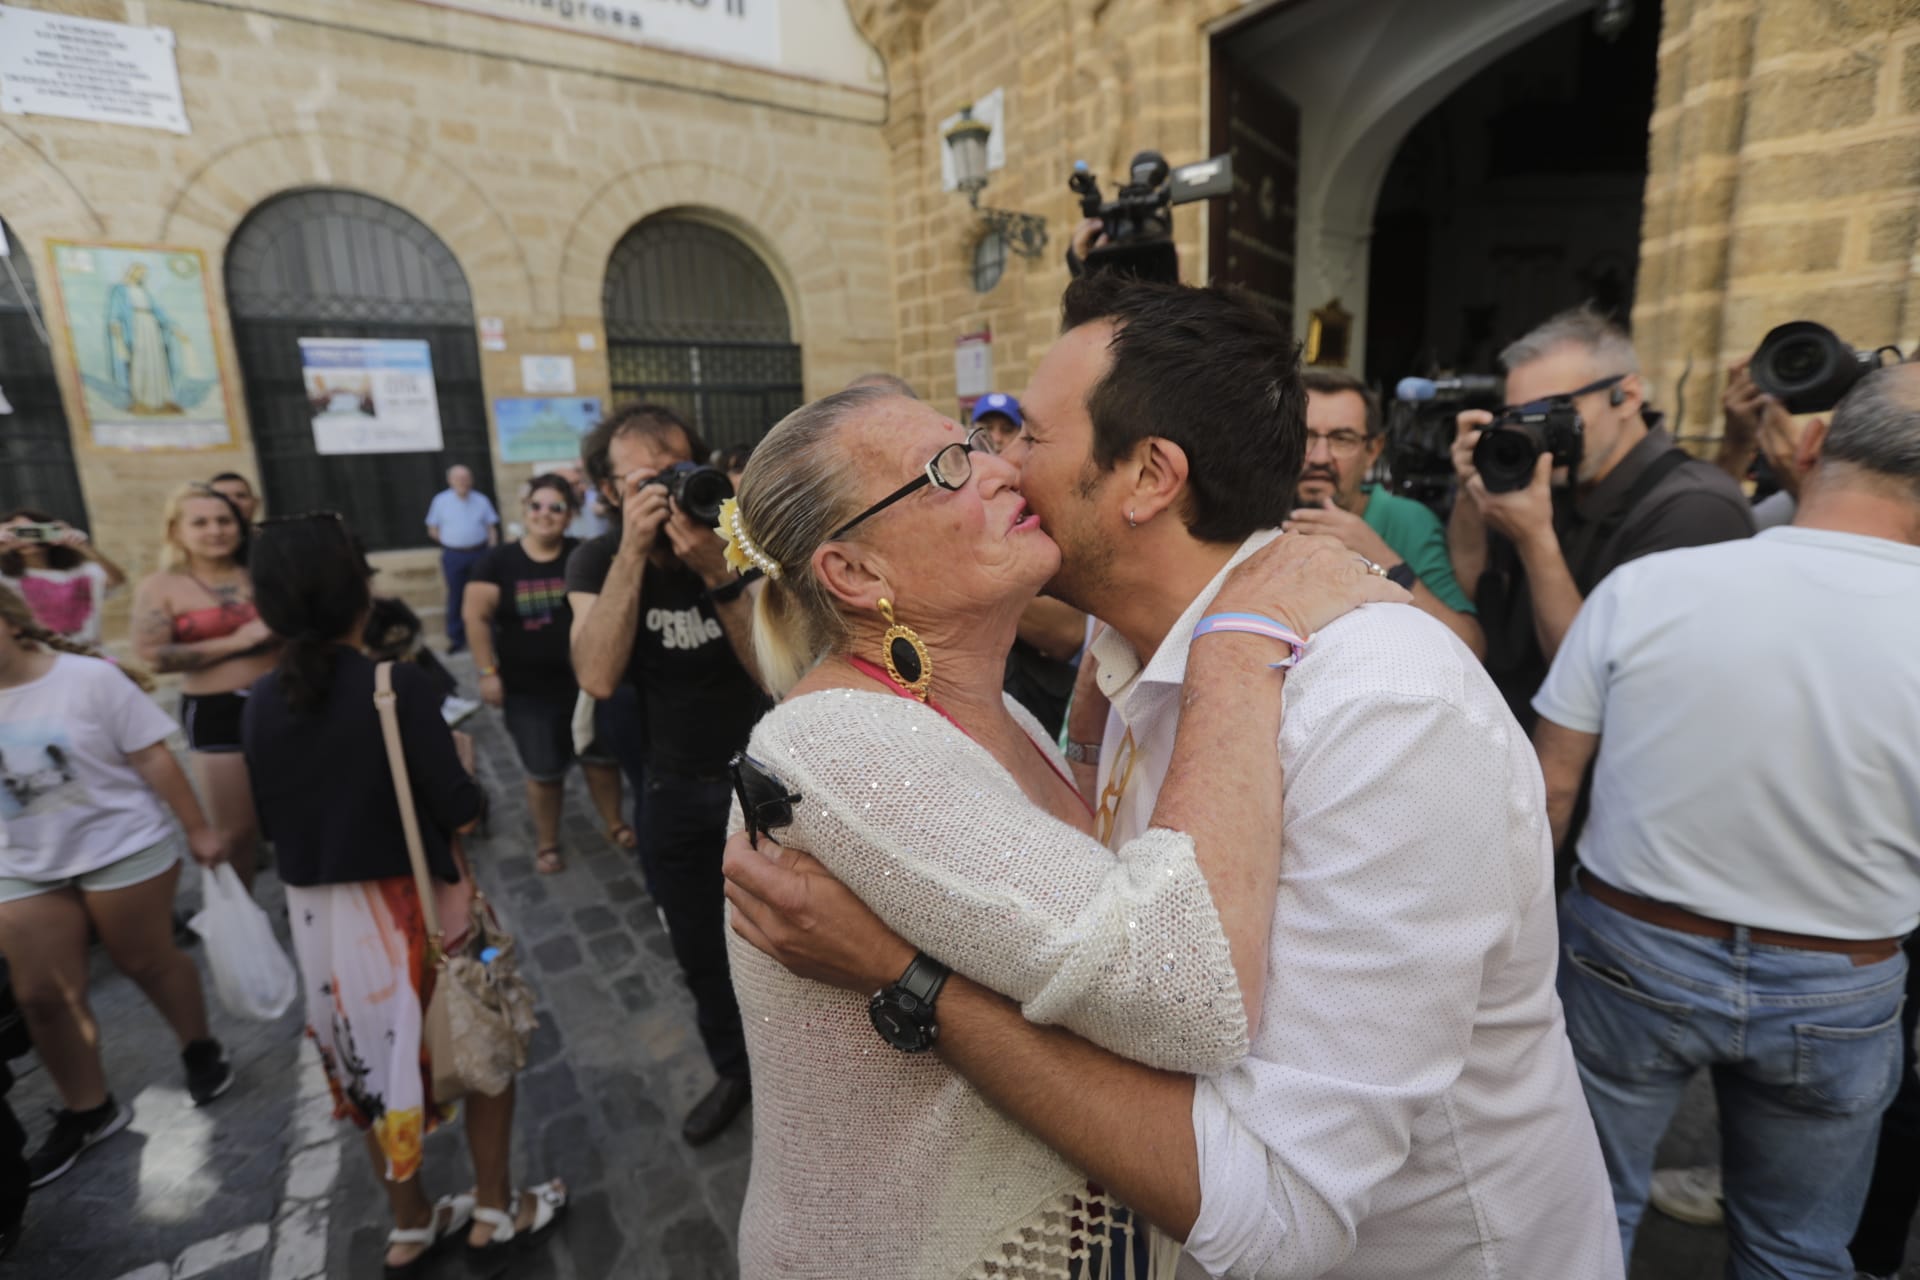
[521,354,577,394]
[954,329,993,400]
[0,5,191,135]
[419,0,781,70]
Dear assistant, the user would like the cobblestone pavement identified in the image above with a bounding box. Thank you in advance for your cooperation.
[3,659,1915,1279]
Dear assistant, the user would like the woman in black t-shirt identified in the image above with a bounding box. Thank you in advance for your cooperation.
[462,475,632,874]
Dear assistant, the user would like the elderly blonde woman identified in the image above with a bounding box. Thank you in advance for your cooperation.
[715,386,1397,1278]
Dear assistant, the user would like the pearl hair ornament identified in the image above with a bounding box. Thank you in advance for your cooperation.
[717,497,783,581]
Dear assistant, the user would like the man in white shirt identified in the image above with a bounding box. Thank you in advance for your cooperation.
[724,275,1621,1278]
[1532,363,1920,1277]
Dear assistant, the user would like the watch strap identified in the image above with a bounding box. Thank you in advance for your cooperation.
[1385,562,1417,591]
[896,953,949,1009]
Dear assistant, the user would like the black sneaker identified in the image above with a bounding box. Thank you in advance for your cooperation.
[182,1039,233,1106]
[26,1097,130,1189]
[681,1075,750,1147]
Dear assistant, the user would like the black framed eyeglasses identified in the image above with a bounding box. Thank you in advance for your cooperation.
[1507,373,1627,413]
[825,428,992,542]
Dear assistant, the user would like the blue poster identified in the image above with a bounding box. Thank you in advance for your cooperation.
[495,397,603,463]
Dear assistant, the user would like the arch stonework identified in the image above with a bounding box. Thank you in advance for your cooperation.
[157,129,537,325]
[557,161,854,384]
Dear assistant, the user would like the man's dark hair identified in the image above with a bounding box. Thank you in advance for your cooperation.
[582,403,709,495]
[1300,368,1383,438]
[208,471,254,491]
[1060,274,1305,542]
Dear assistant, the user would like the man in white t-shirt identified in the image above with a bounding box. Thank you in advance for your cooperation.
[1531,362,1920,1276]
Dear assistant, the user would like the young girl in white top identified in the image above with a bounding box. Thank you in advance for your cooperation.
[0,584,232,1191]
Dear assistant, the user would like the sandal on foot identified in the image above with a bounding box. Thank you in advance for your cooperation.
[384,1191,475,1277]
[535,846,565,875]
[467,1180,568,1254]
[604,822,638,850]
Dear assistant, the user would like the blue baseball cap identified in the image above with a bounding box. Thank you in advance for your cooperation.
[969,392,1023,427]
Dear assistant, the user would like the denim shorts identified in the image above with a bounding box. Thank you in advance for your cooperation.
[501,692,613,782]
[0,834,182,904]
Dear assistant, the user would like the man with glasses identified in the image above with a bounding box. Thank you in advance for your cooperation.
[1282,370,1483,657]
[1447,307,1752,730]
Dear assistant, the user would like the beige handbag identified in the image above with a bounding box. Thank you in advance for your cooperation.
[375,662,537,1102]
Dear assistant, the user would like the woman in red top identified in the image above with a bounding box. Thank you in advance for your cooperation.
[130,485,277,888]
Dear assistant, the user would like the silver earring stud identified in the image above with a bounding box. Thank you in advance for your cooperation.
[1128,509,1137,528]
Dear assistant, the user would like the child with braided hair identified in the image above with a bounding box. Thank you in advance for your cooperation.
[0,583,235,1190]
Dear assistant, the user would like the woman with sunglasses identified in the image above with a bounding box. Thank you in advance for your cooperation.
[716,386,1399,1278]
[130,484,273,889]
[461,475,631,874]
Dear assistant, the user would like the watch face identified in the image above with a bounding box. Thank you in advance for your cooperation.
[869,992,935,1053]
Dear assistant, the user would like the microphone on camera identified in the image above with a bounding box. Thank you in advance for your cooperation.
[1395,374,1504,403]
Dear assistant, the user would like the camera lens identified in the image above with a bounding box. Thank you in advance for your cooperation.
[677,467,734,527]
[1770,337,1826,386]
[1474,423,1544,493]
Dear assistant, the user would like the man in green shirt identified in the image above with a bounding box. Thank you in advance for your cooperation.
[1285,369,1485,657]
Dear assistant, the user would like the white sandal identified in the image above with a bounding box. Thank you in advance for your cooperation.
[383,1192,475,1277]
[467,1179,568,1253]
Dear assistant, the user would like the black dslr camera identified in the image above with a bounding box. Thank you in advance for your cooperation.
[1068,151,1233,284]
[648,462,733,528]
[1473,399,1585,493]
[1750,321,1901,414]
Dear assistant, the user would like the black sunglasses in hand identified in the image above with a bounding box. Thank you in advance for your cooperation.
[730,751,803,847]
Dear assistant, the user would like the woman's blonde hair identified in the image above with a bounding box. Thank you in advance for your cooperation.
[0,582,155,691]
[159,483,241,572]
[736,386,896,695]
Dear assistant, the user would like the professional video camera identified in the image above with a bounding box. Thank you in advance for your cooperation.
[1382,375,1505,510]
[1067,151,1233,284]
[1750,321,1902,414]
[648,461,733,527]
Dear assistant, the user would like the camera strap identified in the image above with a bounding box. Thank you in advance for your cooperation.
[1573,447,1690,590]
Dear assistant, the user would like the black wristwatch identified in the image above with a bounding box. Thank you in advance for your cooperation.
[1385,562,1417,591]
[706,568,762,605]
[868,953,950,1053]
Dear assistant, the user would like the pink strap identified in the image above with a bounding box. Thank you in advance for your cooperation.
[848,656,1094,819]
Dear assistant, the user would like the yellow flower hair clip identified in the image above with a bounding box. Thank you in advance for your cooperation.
[718,496,782,580]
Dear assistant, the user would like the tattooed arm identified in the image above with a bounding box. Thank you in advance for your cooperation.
[130,576,270,673]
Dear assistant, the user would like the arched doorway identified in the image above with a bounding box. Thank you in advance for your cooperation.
[1364,5,1660,383]
[0,220,87,525]
[602,216,802,450]
[225,189,495,551]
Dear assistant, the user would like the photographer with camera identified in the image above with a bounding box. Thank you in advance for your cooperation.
[566,404,765,1145]
[1283,370,1485,657]
[1447,307,1753,726]
[1530,359,1920,1275]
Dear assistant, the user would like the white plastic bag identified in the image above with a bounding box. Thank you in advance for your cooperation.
[189,864,298,1021]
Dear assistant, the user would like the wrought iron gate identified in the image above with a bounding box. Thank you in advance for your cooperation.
[225,190,494,552]
[0,221,88,526]
[603,217,803,451]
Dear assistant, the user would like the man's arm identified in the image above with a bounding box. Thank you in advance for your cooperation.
[1409,582,1485,658]
[1016,597,1087,662]
[1447,411,1494,600]
[723,838,1203,1238]
[1283,501,1486,659]
[486,499,501,546]
[569,475,669,700]
[1533,718,1599,853]
[1474,452,1583,662]
[663,509,764,692]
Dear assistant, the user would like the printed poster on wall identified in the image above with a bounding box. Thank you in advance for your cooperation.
[298,338,445,455]
[496,397,602,463]
[49,242,231,450]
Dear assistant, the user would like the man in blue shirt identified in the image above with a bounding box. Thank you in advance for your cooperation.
[424,463,500,653]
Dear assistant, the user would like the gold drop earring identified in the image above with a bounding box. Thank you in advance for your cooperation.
[877,598,932,701]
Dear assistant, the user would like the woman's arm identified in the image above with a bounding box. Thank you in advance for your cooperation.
[125,741,226,867]
[462,579,504,706]
[130,576,266,672]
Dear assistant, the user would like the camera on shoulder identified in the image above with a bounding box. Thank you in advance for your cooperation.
[1067,150,1232,284]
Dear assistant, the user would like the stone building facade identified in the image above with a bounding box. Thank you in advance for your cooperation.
[3,0,1917,621]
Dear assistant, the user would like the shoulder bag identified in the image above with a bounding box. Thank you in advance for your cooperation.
[374,661,537,1102]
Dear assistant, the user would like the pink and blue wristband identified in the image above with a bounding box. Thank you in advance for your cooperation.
[1192,612,1308,669]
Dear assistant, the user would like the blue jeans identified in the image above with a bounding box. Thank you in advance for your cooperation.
[1558,879,1908,1277]
[439,545,488,648]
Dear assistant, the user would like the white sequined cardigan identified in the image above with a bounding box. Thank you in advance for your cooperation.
[727,687,1249,1280]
